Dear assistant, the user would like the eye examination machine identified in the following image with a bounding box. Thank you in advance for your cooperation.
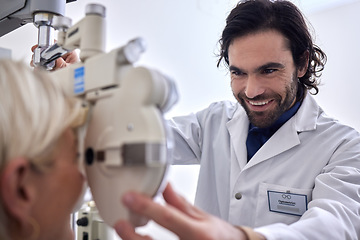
[0,0,178,239]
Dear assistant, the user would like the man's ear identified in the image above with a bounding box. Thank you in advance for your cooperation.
[297,50,309,78]
[0,158,36,224]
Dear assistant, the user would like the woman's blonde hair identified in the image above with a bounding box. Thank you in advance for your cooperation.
[0,59,81,239]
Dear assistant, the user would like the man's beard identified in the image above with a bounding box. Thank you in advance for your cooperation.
[236,75,298,128]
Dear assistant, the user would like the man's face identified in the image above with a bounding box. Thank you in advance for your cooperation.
[228,30,306,128]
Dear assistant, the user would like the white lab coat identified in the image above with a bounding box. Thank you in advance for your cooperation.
[169,93,360,240]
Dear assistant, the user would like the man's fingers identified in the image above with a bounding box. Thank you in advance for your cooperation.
[64,51,79,63]
[114,220,152,240]
[163,184,205,220]
[54,58,67,69]
[122,191,198,237]
[61,51,79,63]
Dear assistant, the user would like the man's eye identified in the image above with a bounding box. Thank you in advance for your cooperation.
[231,70,243,76]
[263,69,277,74]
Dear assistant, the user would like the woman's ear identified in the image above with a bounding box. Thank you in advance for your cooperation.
[0,158,36,224]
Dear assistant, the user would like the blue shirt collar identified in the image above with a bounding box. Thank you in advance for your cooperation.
[248,100,301,135]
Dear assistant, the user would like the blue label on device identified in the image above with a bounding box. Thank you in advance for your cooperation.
[74,66,85,94]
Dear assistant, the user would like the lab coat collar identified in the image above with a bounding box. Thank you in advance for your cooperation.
[226,92,320,170]
[293,92,320,133]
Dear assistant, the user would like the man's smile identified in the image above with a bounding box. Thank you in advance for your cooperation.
[246,99,275,112]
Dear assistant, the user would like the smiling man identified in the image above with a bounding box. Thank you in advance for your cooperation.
[104,0,360,239]
[228,29,308,161]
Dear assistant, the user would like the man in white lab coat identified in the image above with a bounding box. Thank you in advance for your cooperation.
[115,0,360,239]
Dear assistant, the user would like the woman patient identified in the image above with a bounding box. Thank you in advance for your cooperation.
[0,59,84,240]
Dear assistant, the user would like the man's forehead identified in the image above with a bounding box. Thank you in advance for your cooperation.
[228,31,293,68]
[229,30,290,52]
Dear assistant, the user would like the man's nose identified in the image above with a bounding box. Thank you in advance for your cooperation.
[244,76,265,99]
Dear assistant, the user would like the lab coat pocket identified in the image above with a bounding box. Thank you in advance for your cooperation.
[254,182,312,227]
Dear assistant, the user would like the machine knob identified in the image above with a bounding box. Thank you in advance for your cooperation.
[85,4,106,17]
[52,16,72,31]
[117,37,147,64]
[76,217,89,227]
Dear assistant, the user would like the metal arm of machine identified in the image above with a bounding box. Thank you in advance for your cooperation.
[0,0,76,69]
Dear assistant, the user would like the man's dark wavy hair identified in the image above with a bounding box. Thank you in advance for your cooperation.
[217,0,327,96]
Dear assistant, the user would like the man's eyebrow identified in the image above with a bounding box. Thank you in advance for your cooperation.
[229,65,243,72]
[229,62,286,73]
[255,62,285,72]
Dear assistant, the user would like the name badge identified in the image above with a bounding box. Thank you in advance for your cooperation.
[267,191,307,216]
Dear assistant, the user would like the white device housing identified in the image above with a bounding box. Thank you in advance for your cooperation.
[48,4,178,227]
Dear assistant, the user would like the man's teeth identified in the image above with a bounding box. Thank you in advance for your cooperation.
[249,100,269,106]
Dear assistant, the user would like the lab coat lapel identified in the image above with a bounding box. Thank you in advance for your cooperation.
[244,93,319,170]
[226,104,249,170]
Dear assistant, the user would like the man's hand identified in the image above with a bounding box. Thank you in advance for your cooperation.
[30,45,79,70]
[114,183,249,240]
